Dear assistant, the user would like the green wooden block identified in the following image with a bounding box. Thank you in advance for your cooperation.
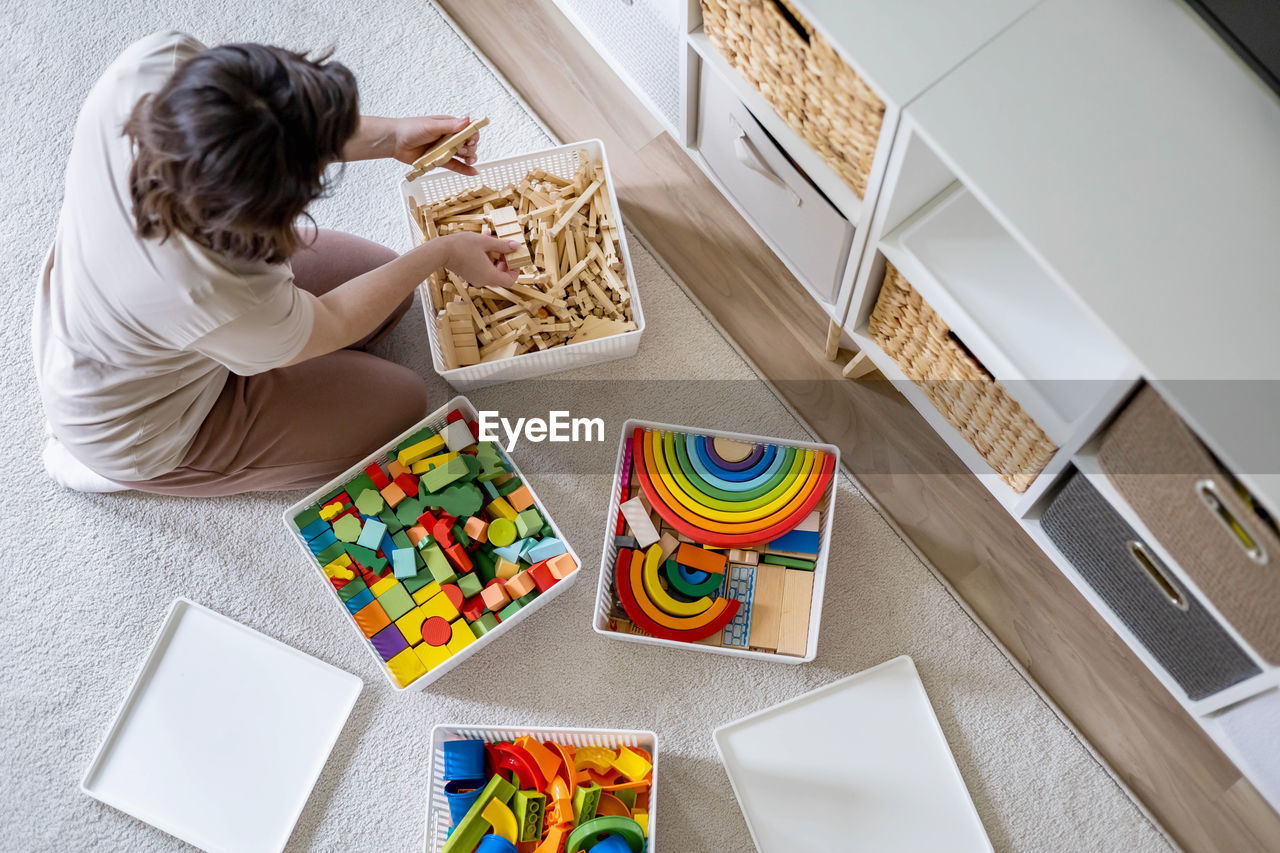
[761,553,816,571]
[514,590,538,607]
[539,524,555,539]
[513,790,546,842]
[336,577,369,602]
[365,555,388,574]
[354,488,385,517]
[391,530,413,552]
[573,782,601,824]
[496,476,523,497]
[422,544,457,585]
[315,542,346,566]
[474,441,507,482]
[345,543,378,565]
[292,505,321,531]
[320,485,349,505]
[456,571,483,599]
[423,482,484,517]
[376,583,414,621]
[331,514,363,543]
[395,425,437,454]
[402,570,433,594]
[498,599,524,622]
[420,456,470,493]
[344,472,377,501]
[514,508,543,538]
[473,550,497,584]
[396,495,427,528]
[451,523,471,548]
[441,774,517,853]
[458,453,481,481]
[471,611,501,636]
[378,506,405,534]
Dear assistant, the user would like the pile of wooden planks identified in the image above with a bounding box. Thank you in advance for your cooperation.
[407,152,637,369]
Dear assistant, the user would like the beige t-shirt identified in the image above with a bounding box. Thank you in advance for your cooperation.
[33,31,316,481]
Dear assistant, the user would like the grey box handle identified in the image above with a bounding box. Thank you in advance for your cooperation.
[1196,479,1268,565]
[1126,540,1189,611]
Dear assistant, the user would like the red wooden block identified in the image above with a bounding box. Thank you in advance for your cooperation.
[431,516,457,548]
[528,560,558,593]
[460,595,488,622]
[329,576,350,591]
[393,472,419,496]
[421,615,452,647]
[416,510,439,530]
[365,464,390,489]
[439,584,465,610]
[445,543,473,572]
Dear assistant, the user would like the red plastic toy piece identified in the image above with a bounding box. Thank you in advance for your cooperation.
[494,742,546,791]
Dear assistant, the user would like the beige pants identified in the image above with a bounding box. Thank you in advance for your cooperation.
[119,230,424,496]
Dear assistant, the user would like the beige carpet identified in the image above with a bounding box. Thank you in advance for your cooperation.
[0,1,1172,850]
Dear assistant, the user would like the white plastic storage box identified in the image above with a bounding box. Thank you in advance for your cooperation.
[593,420,838,662]
[283,395,582,691]
[424,724,658,853]
[402,139,645,390]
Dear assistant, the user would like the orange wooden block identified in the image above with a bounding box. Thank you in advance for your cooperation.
[353,601,391,637]
[481,582,510,612]
[388,460,409,478]
[546,553,577,579]
[676,543,727,574]
[407,525,429,546]
[505,570,536,598]
[380,482,407,509]
[506,483,535,512]
[463,516,488,542]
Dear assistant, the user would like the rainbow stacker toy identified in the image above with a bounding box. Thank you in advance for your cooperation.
[594,421,838,661]
[427,726,657,853]
[285,397,581,690]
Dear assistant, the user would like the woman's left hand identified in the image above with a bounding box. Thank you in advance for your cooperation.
[392,115,479,174]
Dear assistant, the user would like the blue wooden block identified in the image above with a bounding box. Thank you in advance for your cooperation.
[307,529,338,553]
[481,479,501,500]
[379,531,397,559]
[766,528,821,556]
[493,541,527,562]
[344,588,374,613]
[677,564,711,585]
[299,516,332,541]
[392,548,417,579]
[525,537,567,563]
[356,518,387,550]
[518,538,541,561]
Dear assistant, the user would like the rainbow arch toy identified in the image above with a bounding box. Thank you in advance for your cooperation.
[630,427,836,548]
[614,546,740,642]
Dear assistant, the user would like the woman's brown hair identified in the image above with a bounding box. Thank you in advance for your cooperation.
[124,43,359,264]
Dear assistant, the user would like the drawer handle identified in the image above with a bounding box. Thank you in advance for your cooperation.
[1196,480,1268,565]
[733,129,801,206]
[1126,540,1189,611]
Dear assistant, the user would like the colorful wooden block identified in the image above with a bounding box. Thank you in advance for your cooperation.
[524,537,566,563]
[487,517,517,548]
[441,419,476,452]
[397,434,446,467]
[493,556,520,580]
[420,589,461,622]
[357,518,388,550]
[377,583,415,621]
[370,576,398,598]
[747,563,784,651]
[727,548,760,565]
[446,618,477,653]
[676,543,727,575]
[411,578,443,605]
[371,625,409,661]
[463,516,488,542]
[546,553,577,580]
[457,571,483,598]
[422,543,457,585]
[421,455,471,493]
[505,570,536,599]
[379,482,408,509]
[343,587,374,614]
[337,577,368,602]
[392,547,417,579]
[445,543,473,573]
[762,553,816,571]
[528,561,558,593]
[471,611,501,636]
[777,569,815,656]
[414,640,452,671]
[506,483,535,512]
[353,601,391,637]
[354,488,385,516]
[299,516,331,541]
[421,614,453,647]
[481,582,511,612]
[386,647,427,687]
[514,508,542,538]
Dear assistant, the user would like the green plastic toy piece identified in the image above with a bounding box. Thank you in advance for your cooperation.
[572,782,601,824]
[422,543,457,585]
[565,816,646,853]
[513,790,546,842]
[664,559,723,598]
[423,481,484,518]
[420,455,471,493]
[761,553,816,571]
[613,787,636,811]
[456,571,483,599]
[441,774,517,853]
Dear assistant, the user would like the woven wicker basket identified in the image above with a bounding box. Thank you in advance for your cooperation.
[701,0,885,199]
[868,263,1057,492]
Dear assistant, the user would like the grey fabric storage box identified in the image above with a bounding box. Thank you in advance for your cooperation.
[1042,472,1259,700]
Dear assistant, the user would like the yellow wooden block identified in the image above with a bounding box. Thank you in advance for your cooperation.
[421,590,461,622]
[446,618,476,654]
[411,580,443,605]
[494,557,520,580]
[395,606,427,645]
[318,503,342,521]
[386,648,427,687]
[370,577,399,598]
[487,497,517,522]
[410,450,459,474]
[414,641,452,671]
[397,434,446,466]
[322,555,354,580]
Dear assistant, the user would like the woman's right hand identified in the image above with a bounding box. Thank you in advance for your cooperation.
[439,232,520,289]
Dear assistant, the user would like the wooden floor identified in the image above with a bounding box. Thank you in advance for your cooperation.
[437,1,1280,849]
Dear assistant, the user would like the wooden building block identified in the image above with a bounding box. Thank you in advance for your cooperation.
[619,496,659,548]
[676,543,728,575]
[747,564,785,651]
[776,569,815,657]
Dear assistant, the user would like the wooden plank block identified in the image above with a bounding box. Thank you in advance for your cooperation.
[404,117,490,181]
[747,563,785,651]
[776,569,815,656]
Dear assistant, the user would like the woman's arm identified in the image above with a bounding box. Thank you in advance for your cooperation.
[342,115,479,174]
[285,232,516,365]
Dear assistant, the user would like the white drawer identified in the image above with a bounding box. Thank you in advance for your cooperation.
[696,62,853,304]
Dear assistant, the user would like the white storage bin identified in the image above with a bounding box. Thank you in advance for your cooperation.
[424,724,658,852]
[402,139,645,390]
[282,395,582,691]
[593,419,838,662]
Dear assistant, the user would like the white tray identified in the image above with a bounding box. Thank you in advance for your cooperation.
[282,395,582,691]
[424,724,658,853]
[403,139,645,390]
[81,599,361,853]
[713,656,992,852]
[592,419,838,662]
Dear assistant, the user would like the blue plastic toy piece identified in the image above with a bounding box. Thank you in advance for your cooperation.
[442,739,486,781]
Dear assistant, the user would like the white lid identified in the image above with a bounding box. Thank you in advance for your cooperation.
[82,599,362,853]
[713,655,991,852]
